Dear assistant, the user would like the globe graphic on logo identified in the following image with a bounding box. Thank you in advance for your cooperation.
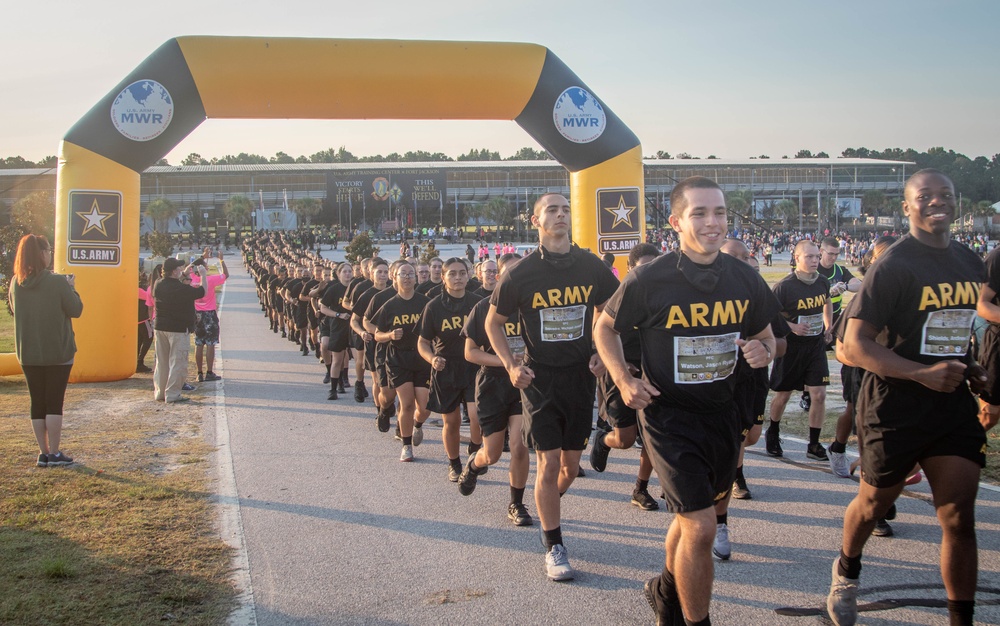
[110,80,174,142]
[552,86,606,144]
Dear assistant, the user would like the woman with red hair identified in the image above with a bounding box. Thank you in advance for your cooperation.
[9,234,83,467]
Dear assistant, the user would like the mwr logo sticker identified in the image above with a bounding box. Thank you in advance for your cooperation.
[596,187,640,255]
[553,86,606,144]
[67,190,122,266]
[110,79,173,142]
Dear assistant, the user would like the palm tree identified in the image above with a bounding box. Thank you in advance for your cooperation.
[290,197,322,226]
[774,200,798,229]
[223,195,254,232]
[145,197,178,233]
[483,197,512,228]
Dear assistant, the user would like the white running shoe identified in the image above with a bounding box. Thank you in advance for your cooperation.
[399,445,414,462]
[712,523,731,560]
[826,557,859,625]
[829,450,851,478]
[545,544,574,581]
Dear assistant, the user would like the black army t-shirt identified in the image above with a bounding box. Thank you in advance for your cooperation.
[418,291,482,359]
[321,281,351,329]
[415,280,441,296]
[849,235,985,368]
[604,251,777,413]
[491,245,618,369]
[372,293,431,352]
[772,272,831,345]
[463,296,525,376]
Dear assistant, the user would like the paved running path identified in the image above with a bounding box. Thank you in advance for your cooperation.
[211,257,1000,625]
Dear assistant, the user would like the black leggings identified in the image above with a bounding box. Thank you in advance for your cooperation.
[138,321,154,362]
[22,364,73,420]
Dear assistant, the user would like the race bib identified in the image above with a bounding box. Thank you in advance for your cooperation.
[921,309,975,356]
[798,313,825,336]
[674,332,739,384]
[506,334,526,361]
[540,305,586,342]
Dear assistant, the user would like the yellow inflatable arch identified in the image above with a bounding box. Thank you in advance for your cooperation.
[0,37,643,381]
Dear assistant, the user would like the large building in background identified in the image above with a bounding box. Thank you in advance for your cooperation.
[1,157,912,234]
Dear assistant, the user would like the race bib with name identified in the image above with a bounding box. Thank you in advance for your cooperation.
[798,313,824,336]
[540,305,586,342]
[921,308,975,356]
[674,332,739,384]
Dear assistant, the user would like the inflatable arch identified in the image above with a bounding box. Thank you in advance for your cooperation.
[0,37,643,381]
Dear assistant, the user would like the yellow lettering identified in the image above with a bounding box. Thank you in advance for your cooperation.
[531,292,547,308]
[690,303,709,327]
[665,305,690,328]
[918,286,942,311]
[441,318,455,332]
[939,283,954,307]
[581,285,593,301]
[712,300,737,326]
[955,281,978,305]
[565,286,583,304]
[736,299,749,320]
[505,321,520,336]
[547,289,563,307]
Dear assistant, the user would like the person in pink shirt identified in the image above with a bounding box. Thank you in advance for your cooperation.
[493,241,501,260]
[191,251,229,382]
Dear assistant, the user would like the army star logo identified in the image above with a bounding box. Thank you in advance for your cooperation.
[77,199,113,237]
[603,195,635,229]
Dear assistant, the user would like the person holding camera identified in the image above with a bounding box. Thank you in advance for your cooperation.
[10,234,83,467]
[191,251,229,382]
[153,257,206,402]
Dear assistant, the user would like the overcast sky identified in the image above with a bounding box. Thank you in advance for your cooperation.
[4,0,998,164]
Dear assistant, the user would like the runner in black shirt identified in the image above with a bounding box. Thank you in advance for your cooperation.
[351,259,390,413]
[487,192,619,582]
[415,257,442,295]
[976,244,1000,432]
[595,177,776,626]
[319,262,354,400]
[417,258,484,483]
[587,243,661,513]
[472,259,498,299]
[826,170,988,626]
[461,254,533,525]
[766,239,833,462]
[364,261,405,433]
[371,263,431,463]
[344,259,374,401]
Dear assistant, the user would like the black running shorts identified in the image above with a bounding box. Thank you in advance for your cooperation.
[859,375,987,488]
[597,370,637,429]
[376,343,390,388]
[475,368,522,438]
[386,348,430,389]
[426,360,476,414]
[520,362,595,452]
[327,320,350,352]
[769,339,830,391]
[734,368,767,439]
[841,365,861,404]
[640,401,741,513]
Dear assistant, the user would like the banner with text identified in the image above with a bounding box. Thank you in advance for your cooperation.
[327,169,445,227]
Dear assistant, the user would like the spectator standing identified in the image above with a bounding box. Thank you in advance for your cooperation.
[153,258,206,402]
[192,251,229,382]
[9,234,83,467]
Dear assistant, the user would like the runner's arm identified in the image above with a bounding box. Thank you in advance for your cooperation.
[464,337,502,368]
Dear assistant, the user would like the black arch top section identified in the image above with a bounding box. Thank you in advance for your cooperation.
[515,49,640,173]
[64,39,206,173]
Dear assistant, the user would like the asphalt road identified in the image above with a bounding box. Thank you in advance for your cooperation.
[209,251,1000,625]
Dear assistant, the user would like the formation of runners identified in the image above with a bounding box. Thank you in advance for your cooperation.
[238,169,991,626]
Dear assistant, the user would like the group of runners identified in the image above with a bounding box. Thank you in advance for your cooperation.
[240,169,991,626]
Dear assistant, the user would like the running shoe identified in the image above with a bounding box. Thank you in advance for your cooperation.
[48,452,74,466]
[826,557,859,626]
[765,429,783,457]
[354,381,366,403]
[198,372,204,383]
[643,577,679,626]
[448,462,462,483]
[328,388,338,401]
[807,443,830,462]
[205,372,222,382]
[589,431,610,473]
[507,503,533,526]
[630,488,659,511]
[544,544,574,581]
[36,453,48,468]
[458,458,482,496]
[872,519,893,537]
[733,475,752,499]
[135,363,152,373]
[376,408,390,433]
[182,383,196,391]
[399,445,414,463]
[828,449,851,478]
[412,425,423,447]
[323,371,331,385]
[712,523,731,561]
